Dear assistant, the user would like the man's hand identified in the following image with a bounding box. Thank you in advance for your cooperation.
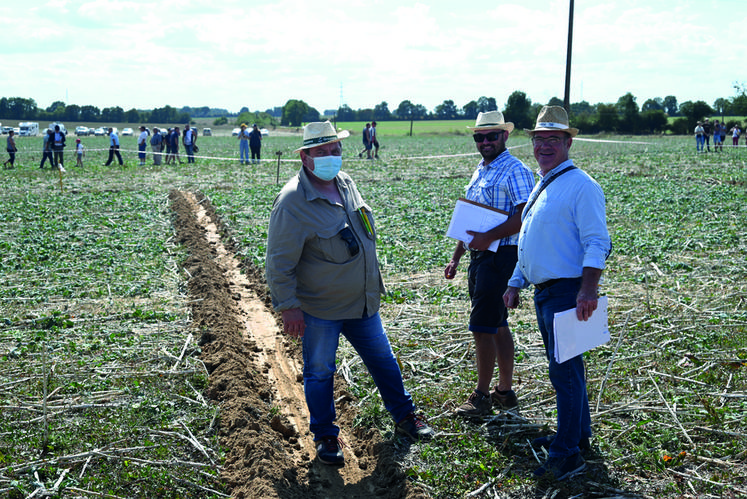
[465,230,493,252]
[575,289,598,321]
[503,286,520,309]
[282,308,305,338]
[444,260,459,279]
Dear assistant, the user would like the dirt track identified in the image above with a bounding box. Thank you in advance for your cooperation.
[169,190,428,499]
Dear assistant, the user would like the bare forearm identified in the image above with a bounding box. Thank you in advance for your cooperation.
[576,267,603,321]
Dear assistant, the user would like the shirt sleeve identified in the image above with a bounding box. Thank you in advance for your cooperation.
[508,262,530,289]
[507,166,536,206]
[575,181,611,270]
[265,204,306,312]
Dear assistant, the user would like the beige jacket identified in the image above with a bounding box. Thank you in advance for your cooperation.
[265,168,384,320]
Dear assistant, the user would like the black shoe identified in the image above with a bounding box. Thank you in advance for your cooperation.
[396,413,435,441]
[315,436,344,465]
[532,434,591,453]
[534,453,586,481]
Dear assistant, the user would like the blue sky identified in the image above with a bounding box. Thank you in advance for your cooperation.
[0,0,743,114]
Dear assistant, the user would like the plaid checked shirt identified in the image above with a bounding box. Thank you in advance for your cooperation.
[464,149,535,247]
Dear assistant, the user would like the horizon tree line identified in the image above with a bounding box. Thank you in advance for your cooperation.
[2,83,746,135]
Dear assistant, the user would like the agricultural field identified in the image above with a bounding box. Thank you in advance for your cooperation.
[1,128,746,498]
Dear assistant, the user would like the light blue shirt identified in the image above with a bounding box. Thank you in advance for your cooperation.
[109,132,119,147]
[464,149,535,246]
[508,159,611,288]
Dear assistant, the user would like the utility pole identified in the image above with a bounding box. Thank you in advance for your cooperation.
[563,0,574,112]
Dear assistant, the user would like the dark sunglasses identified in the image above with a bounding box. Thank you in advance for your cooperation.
[473,131,504,143]
[339,227,359,257]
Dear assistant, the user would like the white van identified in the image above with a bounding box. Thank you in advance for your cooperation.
[19,122,40,136]
[48,122,67,134]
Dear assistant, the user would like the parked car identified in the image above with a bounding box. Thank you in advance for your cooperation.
[1,126,13,134]
[75,126,90,136]
[202,128,212,136]
[231,128,240,137]
[122,128,134,136]
[260,128,269,136]
[47,122,67,134]
[94,127,107,136]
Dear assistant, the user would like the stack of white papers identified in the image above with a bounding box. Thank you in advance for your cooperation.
[552,296,610,363]
[445,198,508,253]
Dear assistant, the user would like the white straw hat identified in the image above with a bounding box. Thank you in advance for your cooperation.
[466,111,514,133]
[526,105,579,137]
[294,121,350,152]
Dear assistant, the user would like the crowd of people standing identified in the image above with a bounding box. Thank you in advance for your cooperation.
[6,124,204,169]
[695,117,745,152]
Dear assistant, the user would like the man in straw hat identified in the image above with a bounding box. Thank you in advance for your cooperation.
[237,123,250,164]
[444,110,535,418]
[266,121,435,466]
[504,106,611,480]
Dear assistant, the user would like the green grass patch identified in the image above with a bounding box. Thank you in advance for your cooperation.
[2,132,746,497]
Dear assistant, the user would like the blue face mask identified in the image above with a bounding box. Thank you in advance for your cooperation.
[312,155,342,181]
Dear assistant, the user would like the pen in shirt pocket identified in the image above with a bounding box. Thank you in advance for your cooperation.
[358,207,374,236]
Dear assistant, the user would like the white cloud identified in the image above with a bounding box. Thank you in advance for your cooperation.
[0,0,743,114]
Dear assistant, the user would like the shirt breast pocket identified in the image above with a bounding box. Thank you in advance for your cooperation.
[313,224,359,264]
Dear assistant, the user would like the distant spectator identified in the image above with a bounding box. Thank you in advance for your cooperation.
[719,121,726,150]
[702,118,712,152]
[713,120,723,152]
[75,138,84,167]
[167,127,182,165]
[237,123,250,164]
[137,126,148,166]
[370,120,380,159]
[183,124,196,163]
[249,123,263,164]
[150,127,164,165]
[694,121,705,153]
[40,129,54,169]
[104,127,123,166]
[3,130,17,169]
[731,124,741,147]
[358,123,372,159]
[51,125,66,169]
[164,128,173,164]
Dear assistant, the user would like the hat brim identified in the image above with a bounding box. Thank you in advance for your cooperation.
[525,126,579,138]
[294,130,350,152]
[467,123,515,133]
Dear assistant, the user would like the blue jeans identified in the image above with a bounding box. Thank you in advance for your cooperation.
[534,278,591,458]
[185,144,194,163]
[696,135,705,151]
[302,311,415,440]
[239,141,249,163]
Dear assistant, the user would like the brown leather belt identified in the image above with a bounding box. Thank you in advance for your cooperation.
[534,278,563,292]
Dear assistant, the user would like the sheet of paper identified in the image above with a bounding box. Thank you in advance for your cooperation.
[553,296,610,364]
[445,198,508,253]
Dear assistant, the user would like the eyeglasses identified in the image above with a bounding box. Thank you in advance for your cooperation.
[531,136,566,146]
[339,227,359,257]
[473,131,504,143]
